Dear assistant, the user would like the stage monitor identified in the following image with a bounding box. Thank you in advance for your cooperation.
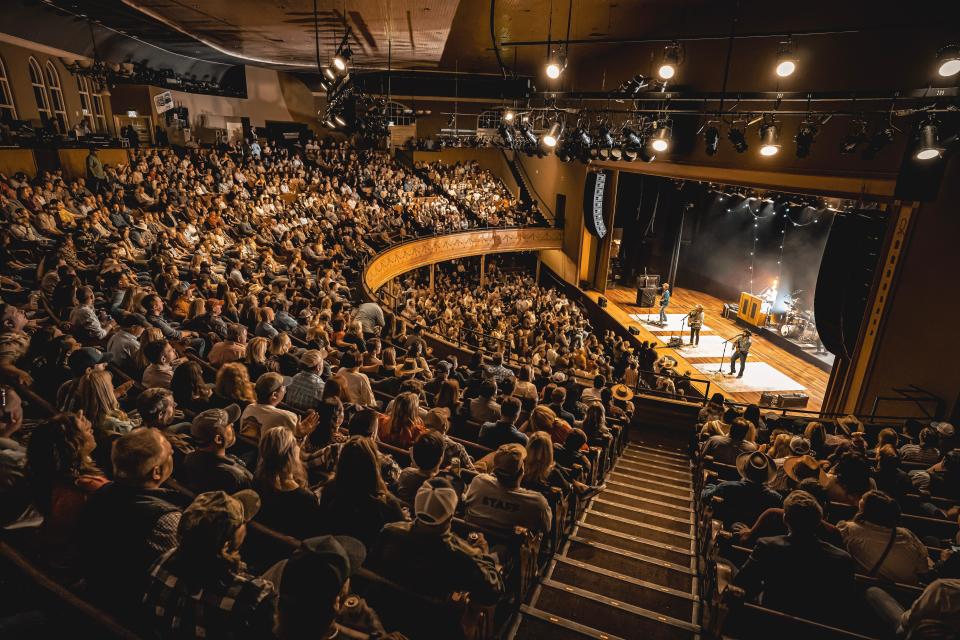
[583,170,610,238]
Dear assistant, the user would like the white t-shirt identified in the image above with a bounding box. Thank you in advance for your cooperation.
[240,403,298,439]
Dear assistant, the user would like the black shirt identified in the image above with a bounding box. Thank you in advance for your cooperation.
[179,450,253,494]
[255,485,325,540]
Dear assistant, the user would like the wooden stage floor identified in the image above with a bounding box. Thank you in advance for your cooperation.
[587,286,830,410]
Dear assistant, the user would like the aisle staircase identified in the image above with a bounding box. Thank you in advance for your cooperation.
[510,437,701,640]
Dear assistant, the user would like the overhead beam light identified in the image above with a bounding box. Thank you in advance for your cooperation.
[650,124,672,152]
[545,55,566,79]
[915,121,943,160]
[332,47,352,72]
[794,119,819,158]
[658,42,680,80]
[541,121,562,148]
[727,121,749,153]
[502,110,515,123]
[703,125,720,155]
[759,121,781,156]
[840,118,868,154]
[775,39,797,77]
[936,44,960,77]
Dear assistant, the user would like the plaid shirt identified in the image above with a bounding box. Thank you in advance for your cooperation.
[143,548,276,639]
[284,371,325,411]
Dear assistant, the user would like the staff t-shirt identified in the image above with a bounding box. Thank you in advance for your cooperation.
[463,473,551,535]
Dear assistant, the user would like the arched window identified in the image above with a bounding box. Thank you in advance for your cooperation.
[44,61,68,133]
[477,109,502,130]
[0,56,16,121]
[28,57,51,122]
[386,101,416,126]
[76,75,106,132]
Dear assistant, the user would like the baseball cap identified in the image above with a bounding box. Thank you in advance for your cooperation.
[280,535,366,606]
[191,404,241,445]
[68,347,114,376]
[414,478,458,527]
[299,349,324,368]
[255,372,292,397]
[932,422,955,438]
[435,360,453,373]
[178,489,261,549]
[493,443,526,478]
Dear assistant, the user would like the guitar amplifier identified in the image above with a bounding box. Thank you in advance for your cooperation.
[777,393,810,409]
[666,336,684,348]
[760,391,779,407]
[636,274,660,288]
[636,287,658,307]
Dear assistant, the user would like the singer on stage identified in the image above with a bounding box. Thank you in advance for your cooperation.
[658,283,670,324]
[687,304,704,345]
[729,331,752,378]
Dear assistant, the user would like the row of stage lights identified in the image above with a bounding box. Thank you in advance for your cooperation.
[497,110,955,163]
[544,41,960,83]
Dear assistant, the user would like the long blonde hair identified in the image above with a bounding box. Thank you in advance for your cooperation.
[245,337,269,364]
[385,392,422,436]
[75,369,120,430]
[135,327,165,373]
[529,405,559,432]
[256,426,306,490]
[269,332,292,356]
[186,298,206,320]
[523,431,555,484]
[215,362,255,403]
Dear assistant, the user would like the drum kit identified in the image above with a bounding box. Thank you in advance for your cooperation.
[778,290,819,343]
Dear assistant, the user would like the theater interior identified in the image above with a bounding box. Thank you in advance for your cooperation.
[0,1,958,639]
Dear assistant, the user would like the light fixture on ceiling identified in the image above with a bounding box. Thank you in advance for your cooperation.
[502,109,515,123]
[498,123,515,148]
[332,47,352,72]
[517,122,539,146]
[915,120,943,160]
[545,53,566,79]
[728,120,749,153]
[795,118,819,158]
[840,118,868,154]
[334,114,348,127]
[703,125,720,155]
[936,44,960,77]
[775,39,797,77]
[650,123,672,152]
[863,126,896,159]
[658,42,680,80]
[759,120,781,156]
[541,121,562,148]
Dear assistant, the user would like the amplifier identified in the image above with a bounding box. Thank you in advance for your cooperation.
[628,326,640,335]
[722,303,739,319]
[636,274,660,288]
[598,296,608,308]
[666,337,684,348]
[636,287,658,307]
[760,391,779,407]
[778,393,810,409]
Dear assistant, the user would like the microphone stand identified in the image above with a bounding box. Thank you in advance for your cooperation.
[716,334,737,375]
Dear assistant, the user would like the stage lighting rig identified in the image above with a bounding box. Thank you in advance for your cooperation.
[794,118,819,158]
[498,123,515,148]
[545,54,567,80]
[703,125,720,155]
[862,125,896,159]
[840,118,868,154]
[915,119,944,160]
[658,42,681,80]
[502,109,515,123]
[775,39,797,77]
[616,74,649,99]
[759,117,781,156]
[937,44,960,77]
[727,120,749,153]
[541,121,562,148]
[650,122,672,152]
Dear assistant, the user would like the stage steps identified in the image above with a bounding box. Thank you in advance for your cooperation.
[509,436,701,640]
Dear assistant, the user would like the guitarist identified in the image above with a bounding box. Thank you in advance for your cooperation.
[729,331,752,378]
[687,304,704,346]
[658,283,671,325]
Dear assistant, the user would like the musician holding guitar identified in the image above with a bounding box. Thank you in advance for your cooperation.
[687,304,704,346]
[658,283,670,325]
[729,330,752,378]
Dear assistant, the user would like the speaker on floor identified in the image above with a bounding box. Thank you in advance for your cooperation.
[598,296,608,308]
[628,326,640,336]
[814,209,886,360]
[636,287,658,307]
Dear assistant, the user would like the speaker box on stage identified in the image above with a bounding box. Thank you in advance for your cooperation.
[760,391,779,407]
[722,303,739,319]
[636,287,658,307]
[778,393,810,409]
[636,274,660,289]
[628,326,640,336]
[598,296,608,308]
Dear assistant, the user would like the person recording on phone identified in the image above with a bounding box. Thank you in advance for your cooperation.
[687,304,704,346]
[729,331,752,378]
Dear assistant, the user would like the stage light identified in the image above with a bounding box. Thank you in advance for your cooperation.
[324,118,336,128]
[622,126,642,148]
[541,121,562,148]
[498,124,514,148]
[650,125,671,152]
[334,114,347,127]
[863,126,895,159]
[576,127,592,147]
[937,45,960,77]
[333,47,352,72]
[658,42,680,80]
[795,120,818,158]
[759,123,781,156]
[727,122,749,153]
[597,124,615,149]
[323,67,336,81]
[516,122,538,146]
[545,56,566,79]
[840,119,868,154]
[915,121,943,160]
[704,126,720,155]
[503,110,515,123]
[775,39,797,77]
[617,74,649,97]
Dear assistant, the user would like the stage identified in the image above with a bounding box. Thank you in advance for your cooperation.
[588,286,831,411]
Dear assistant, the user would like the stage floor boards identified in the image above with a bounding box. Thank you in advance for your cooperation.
[589,287,830,411]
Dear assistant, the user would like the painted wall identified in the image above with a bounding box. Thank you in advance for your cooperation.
[0,38,115,134]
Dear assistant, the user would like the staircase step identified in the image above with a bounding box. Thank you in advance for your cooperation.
[535,581,698,640]
[600,488,692,518]
[608,471,692,494]
[626,444,688,460]
[515,606,625,640]
[566,538,693,591]
[575,523,692,565]
[552,557,696,621]
[615,460,691,480]
[619,451,691,471]
[583,510,691,545]
[606,481,692,507]
[591,498,693,529]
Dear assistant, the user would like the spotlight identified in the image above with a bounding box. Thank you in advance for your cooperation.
[545,56,565,79]
[498,124,515,148]
[703,126,720,155]
[541,121,562,148]
[936,44,960,77]
[334,114,347,127]
[622,126,642,148]
[324,118,336,128]
[617,74,649,97]
[650,124,671,152]
[658,42,680,80]
[576,127,592,147]
[517,122,538,146]
[727,121,749,153]
[759,123,781,156]
[795,120,819,158]
[840,119,867,154]
[775,39,797,77]
[502,110,515,123]
[915,121,943,160]
[862,126,895,159]
[597,123,615,149]
[323,67,336,81]
[332,47,352,72]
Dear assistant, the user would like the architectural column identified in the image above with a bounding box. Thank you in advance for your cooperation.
[535,255,542,285]
[479,254,486,286]
[429,263,435,292]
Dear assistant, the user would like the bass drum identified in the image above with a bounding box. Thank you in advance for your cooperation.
[781,324,802,338]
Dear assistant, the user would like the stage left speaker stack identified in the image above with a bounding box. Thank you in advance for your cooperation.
[636,287,658,307]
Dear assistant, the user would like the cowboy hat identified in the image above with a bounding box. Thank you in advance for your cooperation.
[836,414,863,434]
[395,357,424,377]
[783,455,820,483]
[788,436,811,456]
[736,451,776,484]
[611,384,634,401]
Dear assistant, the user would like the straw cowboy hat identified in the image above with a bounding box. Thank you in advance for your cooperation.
[395,357,424,377]
[611,384,634,402]
[783,454,821,483]
[736,451,777,484]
